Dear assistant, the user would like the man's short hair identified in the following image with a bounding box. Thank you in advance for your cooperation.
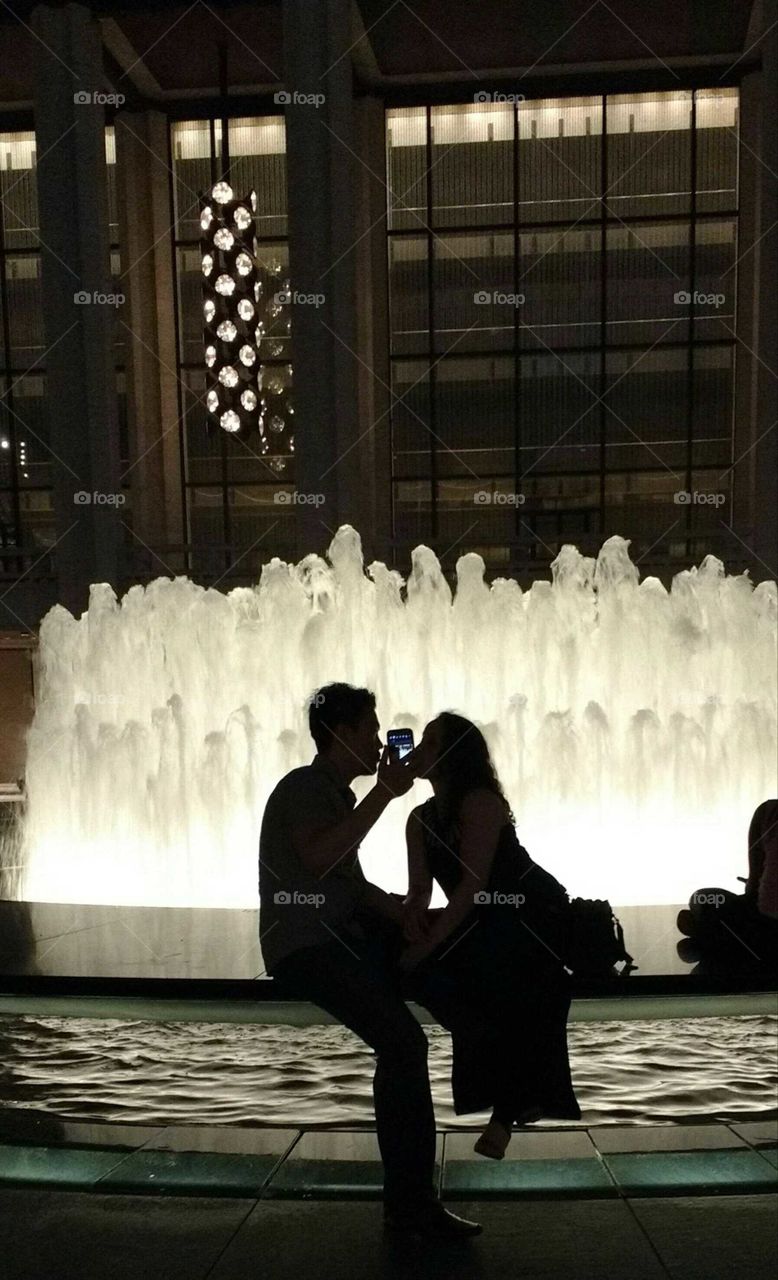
[308,683,376,752]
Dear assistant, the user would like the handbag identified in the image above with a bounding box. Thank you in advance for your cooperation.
[501,855,634,976]
[560,897,635,975]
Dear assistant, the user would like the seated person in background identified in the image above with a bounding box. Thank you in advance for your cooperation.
[745,799,778,920]
[677,799,778,962]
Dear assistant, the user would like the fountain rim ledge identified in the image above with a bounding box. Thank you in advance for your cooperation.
[0,989,775,1025]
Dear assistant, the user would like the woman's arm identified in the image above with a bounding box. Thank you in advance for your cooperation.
[405,806,433,902]
[403,807,433,941]
[423,789,506,951]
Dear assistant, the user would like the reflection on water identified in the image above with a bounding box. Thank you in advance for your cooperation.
[0,1015,775,1127]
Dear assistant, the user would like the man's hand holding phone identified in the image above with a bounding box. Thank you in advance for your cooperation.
[377,743,417,799]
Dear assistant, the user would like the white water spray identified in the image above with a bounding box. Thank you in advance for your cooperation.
[19,528,777,908]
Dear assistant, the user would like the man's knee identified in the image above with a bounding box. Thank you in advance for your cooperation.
[376,1016,429,1071]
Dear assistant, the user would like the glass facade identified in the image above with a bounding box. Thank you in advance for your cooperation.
[0,127,122,565]
[105,127,128,482]
[170,116,295,575]
[1,92,742,583]
[0,129,49,561]
[387,89,739,570]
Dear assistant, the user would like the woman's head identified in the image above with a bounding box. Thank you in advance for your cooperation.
[749,799,778,859]
[745,799,778,892]
[414,711,514,828]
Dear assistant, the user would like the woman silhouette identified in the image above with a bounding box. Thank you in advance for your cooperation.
[400,712,581,1159]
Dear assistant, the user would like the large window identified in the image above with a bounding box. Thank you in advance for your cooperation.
[0,127,122,569]
[387,89,739,570]
[170,116,294,576]
[0,130,50,564]
[105,127,128,491]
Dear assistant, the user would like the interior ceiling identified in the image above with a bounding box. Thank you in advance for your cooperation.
[0,0,759,106]
[355,0,757,78]
[105,2,285,95]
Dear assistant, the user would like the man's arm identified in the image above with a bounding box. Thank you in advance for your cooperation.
[293,785,391,879]
[292,748,415,879]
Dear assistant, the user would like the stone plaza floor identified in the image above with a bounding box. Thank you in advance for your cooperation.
[0,1111,776,1279]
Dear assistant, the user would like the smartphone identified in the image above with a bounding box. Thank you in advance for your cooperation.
[387,728,415,760]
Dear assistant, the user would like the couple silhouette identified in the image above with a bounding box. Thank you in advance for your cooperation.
[258,682,580,1240]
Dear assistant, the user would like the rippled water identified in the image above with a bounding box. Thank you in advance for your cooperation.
[0,1015,775,1127]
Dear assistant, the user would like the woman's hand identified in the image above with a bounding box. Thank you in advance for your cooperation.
[402,892,432,943]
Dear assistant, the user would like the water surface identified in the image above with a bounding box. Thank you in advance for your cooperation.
[0,1014,774,1127]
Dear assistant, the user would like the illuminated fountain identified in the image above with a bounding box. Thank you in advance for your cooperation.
[16,527,777,909]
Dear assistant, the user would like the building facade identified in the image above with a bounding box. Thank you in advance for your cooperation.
[0,0,776,629]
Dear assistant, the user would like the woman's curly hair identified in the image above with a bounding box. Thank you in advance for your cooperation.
[431,711,515,834]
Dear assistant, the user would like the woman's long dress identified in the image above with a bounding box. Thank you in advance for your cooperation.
[412,795,581,1121]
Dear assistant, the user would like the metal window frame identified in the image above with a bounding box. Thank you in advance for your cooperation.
[386,89,740,564]
[0,132,123,561]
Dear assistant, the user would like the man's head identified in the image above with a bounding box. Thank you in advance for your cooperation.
[308,683,381,777]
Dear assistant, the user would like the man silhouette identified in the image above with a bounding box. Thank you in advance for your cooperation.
[258,682,481,1237]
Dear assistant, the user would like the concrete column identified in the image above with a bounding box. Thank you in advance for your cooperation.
[734,69,760,546]
[0,633,35,788]
[114,110,184,563]
[733,3,778,581]
[751,0,778,580]
[283,0,362,558]
[31,2,122,615]
[354,93,392,565]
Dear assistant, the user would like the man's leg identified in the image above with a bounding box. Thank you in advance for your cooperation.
[274,938,437,1212]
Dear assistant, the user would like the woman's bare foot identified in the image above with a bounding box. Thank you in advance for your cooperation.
[474,1119,512,1160]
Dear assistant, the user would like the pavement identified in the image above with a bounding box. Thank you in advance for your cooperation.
[0,1110,776,1280]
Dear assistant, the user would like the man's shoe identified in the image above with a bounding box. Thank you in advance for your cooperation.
[384,1202,483,1238]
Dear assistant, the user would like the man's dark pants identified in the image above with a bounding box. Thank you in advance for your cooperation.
[271,910,478,1213]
